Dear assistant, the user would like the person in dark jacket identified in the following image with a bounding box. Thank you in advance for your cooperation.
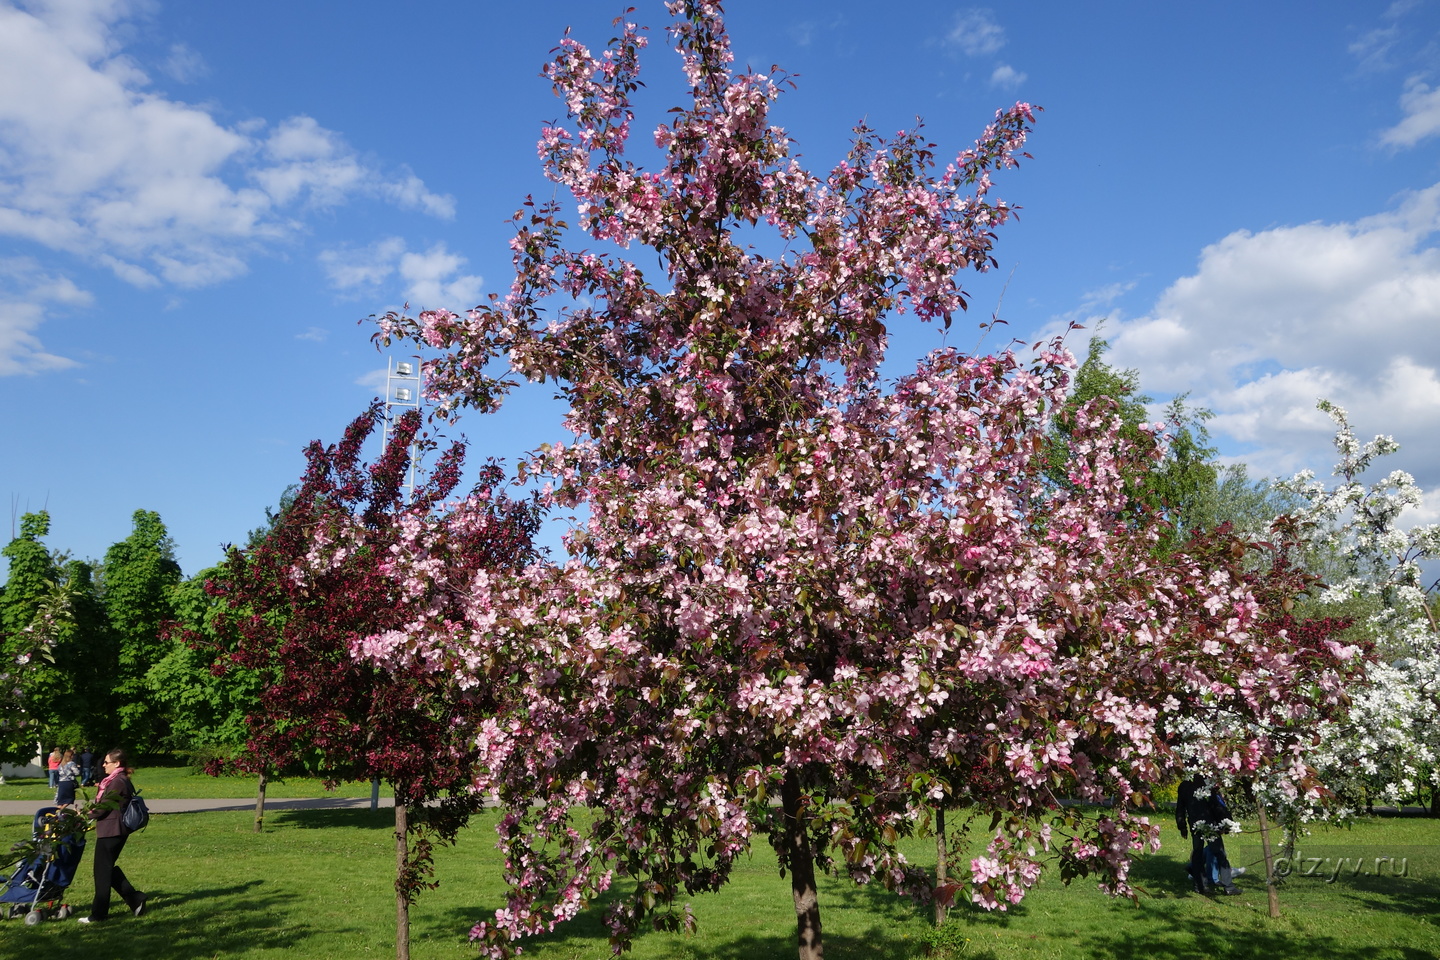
[1176,774,1243,895]
[78,748,148,923]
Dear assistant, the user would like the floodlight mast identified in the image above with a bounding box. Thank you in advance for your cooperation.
[382,357,423,504]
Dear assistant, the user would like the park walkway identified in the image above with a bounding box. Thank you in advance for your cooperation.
[0,796,395,816]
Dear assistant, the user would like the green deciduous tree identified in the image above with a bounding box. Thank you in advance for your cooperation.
[0,512,114,763]
[1,511,64,764]
[102,509,182,753]
[1045,335,1218,547]
[149,564,259,759]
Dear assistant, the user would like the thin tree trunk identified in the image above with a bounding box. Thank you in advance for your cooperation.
[934,806,948,927]
[253,771,268,833]
[781,771,823,960]
[395,800,410,960]
[1255,801,1281,919]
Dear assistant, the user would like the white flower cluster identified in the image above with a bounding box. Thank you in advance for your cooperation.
[1279,401,1440,809]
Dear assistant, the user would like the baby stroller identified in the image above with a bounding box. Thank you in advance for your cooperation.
[2,806,86,924]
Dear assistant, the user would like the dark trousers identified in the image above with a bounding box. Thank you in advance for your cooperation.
[1188,832,1207,886]
[90,834,140,920]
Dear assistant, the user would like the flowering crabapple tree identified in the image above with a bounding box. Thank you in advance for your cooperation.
[0,582,69,766]
[1276,401,1440,813]
[198,405,539,960]
[1162,401,1440,914]
[1163,541,1365,917]
[369,4,1360,958]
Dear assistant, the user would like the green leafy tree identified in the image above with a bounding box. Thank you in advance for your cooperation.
[148,489,298,765]
[1045,336,1218,547]
[148,565,260,760]
[1,512,64,764]
[0,512,114,762]
[47,557,120,750]
[1191,464,1305,540]
[101,510,182,753]
[1,513,60,637]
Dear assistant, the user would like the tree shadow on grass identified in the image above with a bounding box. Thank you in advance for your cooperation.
[1339,871,1440,919]
[421,873,928,960]
[697,928,922,960]
[1069,899,1438,960]
[266,807,394,830]
[0,879,319,959]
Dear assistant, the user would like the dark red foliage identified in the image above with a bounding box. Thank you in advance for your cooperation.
[206,403,540,825]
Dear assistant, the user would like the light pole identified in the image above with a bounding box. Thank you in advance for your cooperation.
[375,358,422,814]
[382,358,422,505]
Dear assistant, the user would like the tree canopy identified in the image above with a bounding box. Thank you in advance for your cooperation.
[369,6,1362,958]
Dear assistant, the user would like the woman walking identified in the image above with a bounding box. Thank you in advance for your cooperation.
[79,748,148,923]
[54,749,80,806]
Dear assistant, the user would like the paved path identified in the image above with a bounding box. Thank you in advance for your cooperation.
[0,796,395,816]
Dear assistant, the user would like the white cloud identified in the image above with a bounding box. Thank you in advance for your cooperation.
[1350,25,1401,72]
[1081,280,1137,309]
[0,0,456,371]
[989,64,1026,90]
[1099,183,1440,490]
[354,366,388,392]
[320,236,407,291]
[382,173,457,219]
[1410,486,1440,527]
[295,326,327,343]
[398,244,483,309]
[320,237,482,309]
[946,9,1006,57]
[162,41,206,83]
[1350,0,1421,72]
[0,258,92,375]
[1381,76,1440,148]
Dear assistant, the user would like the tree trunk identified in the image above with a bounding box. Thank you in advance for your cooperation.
[253,771,268,833]
[934,806,948,927]
[781,771,823,960]
[395,800,410,960]
[1255,801,1281,919]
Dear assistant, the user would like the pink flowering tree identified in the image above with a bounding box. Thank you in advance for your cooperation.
[201,405,540,960]
[368,4,1360,957]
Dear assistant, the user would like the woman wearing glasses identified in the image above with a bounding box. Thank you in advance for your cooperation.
[78,748,148,923]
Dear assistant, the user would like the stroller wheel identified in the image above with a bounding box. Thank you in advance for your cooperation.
[24,910,43,925]
[56,904,71,919]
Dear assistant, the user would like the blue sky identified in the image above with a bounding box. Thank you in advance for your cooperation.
[2,0,1439,575]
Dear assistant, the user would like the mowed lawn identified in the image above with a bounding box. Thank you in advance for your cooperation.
[1,801,1437,960]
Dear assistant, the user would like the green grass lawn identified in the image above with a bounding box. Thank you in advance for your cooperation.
[0,807,1436,959]
[0,765,393,802]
